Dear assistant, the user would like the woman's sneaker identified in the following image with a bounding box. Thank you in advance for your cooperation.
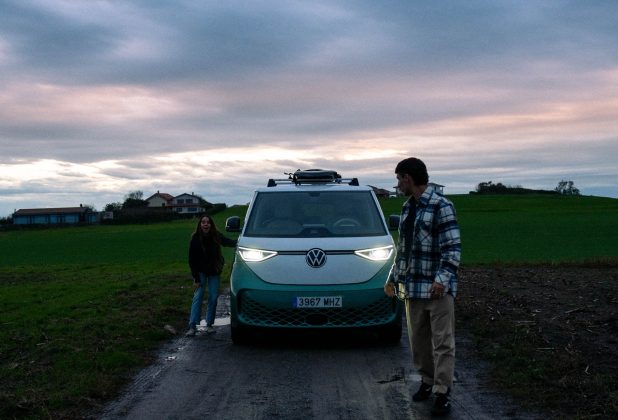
[205,326,216,334]
[185,327,196,337]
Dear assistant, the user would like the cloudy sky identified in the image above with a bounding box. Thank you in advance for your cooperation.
[1,0,617,217]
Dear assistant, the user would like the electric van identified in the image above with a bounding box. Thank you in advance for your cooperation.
[228,169,402,344]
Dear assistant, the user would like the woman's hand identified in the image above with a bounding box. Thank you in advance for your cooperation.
[193,281,201,292]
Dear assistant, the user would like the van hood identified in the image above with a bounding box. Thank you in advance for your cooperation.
[236,236,394,285]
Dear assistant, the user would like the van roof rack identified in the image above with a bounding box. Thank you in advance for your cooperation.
[267,169,359,187]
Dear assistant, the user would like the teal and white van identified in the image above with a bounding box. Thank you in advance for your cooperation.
[228,170,402,344]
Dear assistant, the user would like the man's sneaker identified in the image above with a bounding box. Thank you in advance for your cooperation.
[185,327,196,337]
[412,382,432,402]
[431,391,451,416]
[205,326,216,334]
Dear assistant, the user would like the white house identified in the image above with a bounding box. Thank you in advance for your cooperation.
[171,193,205,214]
[145,191,174,208]
[429,182,445,194]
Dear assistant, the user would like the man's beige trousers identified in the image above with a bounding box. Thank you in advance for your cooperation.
[405,295,455,394]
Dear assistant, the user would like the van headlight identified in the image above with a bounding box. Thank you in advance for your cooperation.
[238,246,278,262]
[354,245,394,261]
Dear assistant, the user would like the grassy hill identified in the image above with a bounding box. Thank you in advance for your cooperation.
[2,195,615,270]
[381,194,618,264]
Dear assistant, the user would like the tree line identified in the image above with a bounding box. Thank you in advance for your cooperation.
[472,180,580,195]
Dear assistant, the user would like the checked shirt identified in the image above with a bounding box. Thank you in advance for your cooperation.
[390,185,462,299]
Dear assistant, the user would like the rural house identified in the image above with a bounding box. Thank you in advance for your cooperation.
[429,182,445,194]
[145,191,174,208]
[171,193,207,215]
[12,206,98,225]
[369,186,391,199]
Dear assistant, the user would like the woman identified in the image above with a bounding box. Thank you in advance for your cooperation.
[186,215,237,337]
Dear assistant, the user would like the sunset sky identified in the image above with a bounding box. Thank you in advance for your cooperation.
[1,0,617,217]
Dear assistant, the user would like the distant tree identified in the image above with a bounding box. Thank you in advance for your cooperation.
[474,181,559,195]
[105,202,123,212]
[122,190,148,209]
[476,181,508,194]
[476,181,493,193]
[125,190,144,200]
[555,180,580,196]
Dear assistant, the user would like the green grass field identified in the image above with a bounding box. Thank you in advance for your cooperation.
[1,196,616,418]
[380,194,618,264]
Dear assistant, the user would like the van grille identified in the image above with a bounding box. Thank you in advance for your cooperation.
[238,294,396,328]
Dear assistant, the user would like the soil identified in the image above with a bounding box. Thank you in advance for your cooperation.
[455,265,618,419]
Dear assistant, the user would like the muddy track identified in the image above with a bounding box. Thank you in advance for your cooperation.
[98,293,541,420]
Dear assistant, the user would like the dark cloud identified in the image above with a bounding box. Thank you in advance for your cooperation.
[1,1,617,216]
[0,1,118,78]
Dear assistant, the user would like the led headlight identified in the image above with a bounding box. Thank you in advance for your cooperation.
[354,245,394,261]
[238,246,278,262]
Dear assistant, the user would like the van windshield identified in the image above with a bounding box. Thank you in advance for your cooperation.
[244,191,387,238]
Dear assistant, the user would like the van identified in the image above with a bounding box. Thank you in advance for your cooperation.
[228,169,402,344]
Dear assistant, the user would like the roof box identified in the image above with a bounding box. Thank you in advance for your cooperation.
[293,169,341,183]
[267,169,359,187]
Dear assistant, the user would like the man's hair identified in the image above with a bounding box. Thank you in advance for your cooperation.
[395,157,429,185]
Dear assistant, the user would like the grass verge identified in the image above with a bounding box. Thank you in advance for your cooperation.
[0,265,191,418]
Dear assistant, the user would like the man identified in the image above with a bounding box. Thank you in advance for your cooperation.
[384,157,461,416]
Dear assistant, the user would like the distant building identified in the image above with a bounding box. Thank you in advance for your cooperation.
[145,191,174,208]
[429,182,444,194]
[142,191,213,216]
[13,206,98,225]
[171,193,206,215]
[369,185,391,199]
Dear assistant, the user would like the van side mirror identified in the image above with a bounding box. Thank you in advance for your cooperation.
[225,216,242,232]
[388,214,400,230]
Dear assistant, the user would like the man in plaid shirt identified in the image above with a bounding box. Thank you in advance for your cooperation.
[384,157,461,417]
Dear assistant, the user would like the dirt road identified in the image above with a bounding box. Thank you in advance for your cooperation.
[99,295,540,420]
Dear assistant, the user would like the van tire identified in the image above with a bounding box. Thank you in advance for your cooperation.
[379,321,402,345]
[231,325,249,345]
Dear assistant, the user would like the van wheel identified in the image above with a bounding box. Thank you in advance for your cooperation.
[379,322,402,345]
[231,325,249,345]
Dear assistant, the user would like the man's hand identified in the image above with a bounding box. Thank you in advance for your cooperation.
[384,282,396,298]
[429,282,445,299]
[193,282,201,292]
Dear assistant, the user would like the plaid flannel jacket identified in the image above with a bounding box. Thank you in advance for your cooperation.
[389,185,461,299]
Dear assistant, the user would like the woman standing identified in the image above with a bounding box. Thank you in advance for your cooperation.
[186,215,237,337]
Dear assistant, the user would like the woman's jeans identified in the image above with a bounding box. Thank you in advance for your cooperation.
[188,273,220,328]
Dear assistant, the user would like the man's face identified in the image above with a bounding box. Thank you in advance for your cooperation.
[396,173,414,196]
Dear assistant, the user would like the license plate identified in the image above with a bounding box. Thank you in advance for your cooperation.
[293,296,342,308]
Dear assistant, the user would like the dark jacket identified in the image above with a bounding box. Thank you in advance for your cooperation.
[188,233,237,280]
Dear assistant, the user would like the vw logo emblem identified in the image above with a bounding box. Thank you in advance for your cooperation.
[306,248,327,268]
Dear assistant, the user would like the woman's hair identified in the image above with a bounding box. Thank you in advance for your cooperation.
[395,157,429,185]
[192,215,221,244]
